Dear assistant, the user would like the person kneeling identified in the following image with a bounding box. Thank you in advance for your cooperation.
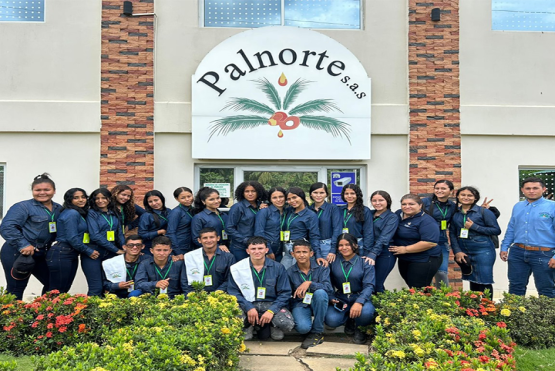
[102,234,148,298]
[228,236,294,341]
[287,240,334,349]
[135,236,183,298]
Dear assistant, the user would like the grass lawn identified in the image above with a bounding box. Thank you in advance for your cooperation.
[0,354,34,371]
[515,347,555,371]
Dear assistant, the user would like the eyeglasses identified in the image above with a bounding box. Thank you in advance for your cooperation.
[126,243,144,249]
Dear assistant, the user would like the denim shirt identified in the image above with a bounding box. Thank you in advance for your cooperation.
[309,202,342,253]
[502,197,555,251]
[180,247,236,294]
[55,208,94,256]
[166,205,193,255]
[287,260,334,308]
[0,199,62,251]
[139,208,171,249]
[421,197,457,244]
[393,210,440,262]
[191,209,228,248]
[283,207,322,258]
[254,204,285,244]
[102,254,150,296]
[87,209,125,254]
[370,209,399,260]
[116,204,145,232]
[450,205,501,254]
[135,256,183,298]
[337,205,374,256]
[226,200,260,250]
[329,254,375,305]
[228,258,291,314]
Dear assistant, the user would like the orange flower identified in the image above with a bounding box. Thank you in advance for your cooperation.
[78,324,86,333]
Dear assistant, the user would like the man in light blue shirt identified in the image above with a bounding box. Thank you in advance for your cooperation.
[501,177,555,297]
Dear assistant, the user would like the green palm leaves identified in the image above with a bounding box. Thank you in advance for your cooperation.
[209,77,351,143]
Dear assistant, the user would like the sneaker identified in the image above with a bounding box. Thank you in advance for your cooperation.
[324,324,337,331]
[244,326,254,341]
[301,333,324,349]
[270,326,284,341]
[344,318,355,336]
[353,328,368,344]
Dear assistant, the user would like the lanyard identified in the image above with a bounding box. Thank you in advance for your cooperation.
[299,271,312,282]
[341,257,358,282]
[155,260,173,280]
[216,213,225,228]
[462,213,467,225]
[343,209,353,227]
[279,213,286,230]
[435,203,449,219]
[120,207,125,224]
[317,209,323,219]
[204,255,216,274]
[157,212,168,222]
[101,214,114,231]
[180,205,193,219]
[252,267,266,286]
[43,208,55,222]
[286,213,299,230]
[250,207,258,216]
[126,263,138,280]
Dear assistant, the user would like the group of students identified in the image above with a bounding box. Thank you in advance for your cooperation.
[0,173,503,346]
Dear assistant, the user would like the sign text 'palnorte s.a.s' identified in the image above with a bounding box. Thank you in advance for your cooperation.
[197,47,367,100]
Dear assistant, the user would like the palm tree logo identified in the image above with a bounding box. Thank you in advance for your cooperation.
[208,73,351,143]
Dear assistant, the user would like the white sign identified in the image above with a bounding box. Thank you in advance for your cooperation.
[192,27,371,160]
[204,183,230,198]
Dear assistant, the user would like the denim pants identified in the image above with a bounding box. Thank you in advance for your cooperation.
[80,248,114,297]
[398,255,442,288]
[231,245,249,262]
[374,251,397,293]
[437,242,450,274]
[0,243,49,300]
[291,289,329,334]
[325,299,375,328]
[281,242,296,269]
[319,239,331,259]
[508,245,555,298]
[46,243,79,293]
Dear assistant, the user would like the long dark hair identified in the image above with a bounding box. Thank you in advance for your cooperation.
[234,181,267,203]
[371,190,392,210]
[287,187,309,208]
[89,188,114,212]
[111,185,136,223]
[336,233,359,255]
[267,186,287,206]
[62,188,89,218]
[432,180,454,201]
[341,184,365,222]
[173,186,193,199]
[309,182,329,202]
[143,190,167,213]
[193,187,220,214]
[456,186,481,206]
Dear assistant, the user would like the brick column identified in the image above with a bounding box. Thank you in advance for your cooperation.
[100,0,155,200]
[408,1,462,289]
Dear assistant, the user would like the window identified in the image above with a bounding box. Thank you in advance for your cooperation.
[202,0,361,29]
[0,0,44,22]
[0,165,4,218]
[519,168,555,200]
[492,0,555,31]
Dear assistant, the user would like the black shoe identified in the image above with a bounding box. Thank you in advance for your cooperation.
[353,328,367,344]
[301,333,324,349]
[344,318,355,336]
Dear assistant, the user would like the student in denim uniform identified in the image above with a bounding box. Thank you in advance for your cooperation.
[135,236,183,298]
[191,187,230,251]
[111,185,145,236]
[47,188,90,293]
[325,233,375,344]
[102,234,149,298]
[180,227,236,294]
[83,188,125,297]
[228,236,294,341]
[501,177,555,298]
[166,187,195,261]
[390,194,441,288]
[138,190,171,256]
[450,186,501,298]
[226,181,267,261]
[370,191,400,293]
[0,173,62,300]
[254,187,287,262]
[337,184,374,257]
[281,187,322,269]
[421,180,456,288]
[287,240,334,349]
[308,182,342,263]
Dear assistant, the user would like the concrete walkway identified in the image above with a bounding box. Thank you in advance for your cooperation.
[239,332,368,371]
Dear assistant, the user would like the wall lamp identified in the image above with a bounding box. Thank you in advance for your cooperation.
[122,1,155,17]
[431,8,441,22]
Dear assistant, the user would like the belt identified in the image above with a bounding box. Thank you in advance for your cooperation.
[515,243,552,252]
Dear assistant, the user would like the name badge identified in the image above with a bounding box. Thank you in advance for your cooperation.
[257,287,266,299]
[160,287,167,294]
[302,292,313,305]
[128,283,134,292]
[221,230,228,240]
[342,228,349,234]
[107,230,115,241]
[342,282,351,294]
[460,228,469,239]
[83,233,90,244]
[204,275,213,286]
[281,231,290,242]
[49,222,57,233]
[441,220,447,230]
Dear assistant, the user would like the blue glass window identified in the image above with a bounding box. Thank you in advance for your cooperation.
[0,0,44,22]
[492,0,555,31]
[204,0,361,29]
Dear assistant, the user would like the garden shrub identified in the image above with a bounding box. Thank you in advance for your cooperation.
[0,361,16,371]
